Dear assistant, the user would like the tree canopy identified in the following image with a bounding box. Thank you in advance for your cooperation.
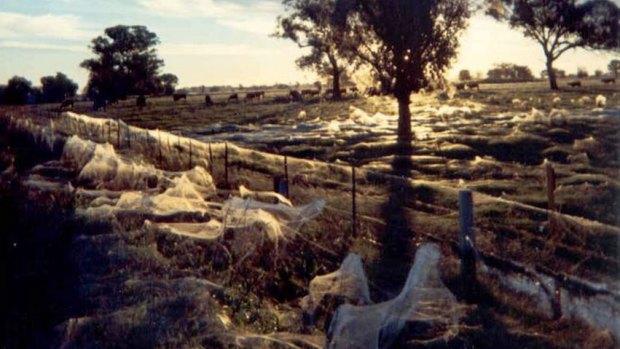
[459,69,472,81]
[158,73,179,96]
[275,0,348,98]
[609,59,620,76]
[2,76,33,105]
[334,0,470,144]
[487,0,619,89]
[487,63,534,81]
[81,25,164,101]
[40,72,78,103]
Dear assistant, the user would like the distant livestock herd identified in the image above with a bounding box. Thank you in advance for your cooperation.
[54,76,615,112]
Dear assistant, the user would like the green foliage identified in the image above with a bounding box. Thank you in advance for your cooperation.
[80,25,164,100]
[487,0,619,89]
[487,63,534,81]
[2,76,32,105]
[158,73,179,96]
[40,72,78,103]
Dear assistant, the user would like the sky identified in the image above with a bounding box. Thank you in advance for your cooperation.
[0,0,619,90]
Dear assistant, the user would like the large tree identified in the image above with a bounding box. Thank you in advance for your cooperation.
[275,0,348,99]
[609,59,620,77]
[487,0,619,90]
[2,76,32,105]
[158,73,179,96]
[40,72,78,103]
[81,25,164,101]
[336,0,470,145]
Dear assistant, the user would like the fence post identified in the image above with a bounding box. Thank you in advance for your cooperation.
[224,141,229,187]
[352,165,357,237]
[126,123,131,148]
[546,162,556,235]
[208,142,214,174]
[458,189,477,302]
[284,155,289,198]
[116,116,120,148]
[189,138,193,169]
[158,130,163,165]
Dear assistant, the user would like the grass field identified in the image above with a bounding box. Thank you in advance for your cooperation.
[1,78,619,348]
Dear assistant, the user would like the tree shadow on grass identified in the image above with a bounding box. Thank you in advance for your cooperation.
[368,142,417,300]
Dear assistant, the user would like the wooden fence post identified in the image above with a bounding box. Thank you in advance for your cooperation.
[284,155,289,198]
[158,130,163,165]
[458,189,477,302]
[352,165,357,237]
[126,123,131,148]
[189,138,193,169]
[546,162,556,235]
[224,142,229,186]
[208,142,214,174]
[116,116,120,148]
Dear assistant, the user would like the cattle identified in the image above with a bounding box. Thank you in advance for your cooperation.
[136,94,147,108]
[173,93,187,102]
[59,98,74,111]
[228,93,239,103]
[289,90,303,102]
[257,91,266,99]
[205,94,214,107]
[602,77,616,84]
[324,87,347,98]
[245,91,262,102]
[455,83,466,90]
[301,89,321,97]
[349,86,359,94]
[466,82,480,90]
[567,80,581,88]
[92,96,107,111]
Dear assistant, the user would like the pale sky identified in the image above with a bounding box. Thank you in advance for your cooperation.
[0,0,618,90]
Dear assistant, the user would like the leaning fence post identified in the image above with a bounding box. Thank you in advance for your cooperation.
[459,189,477,302]
[224,142,229,186]
[126,123,131,148]
[116,116,120,148]
[351,165,357,237]
[546,162,556,234]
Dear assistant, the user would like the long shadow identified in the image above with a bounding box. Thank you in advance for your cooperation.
[369,142,417,300]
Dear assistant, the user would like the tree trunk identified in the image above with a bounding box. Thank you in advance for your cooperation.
[332,66,342,100]
[546,57,558,90]
[396,93,412,147]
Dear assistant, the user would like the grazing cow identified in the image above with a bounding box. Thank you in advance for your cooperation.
[92,96,107,111]
[602,77,616,84]
[245,91,261,102]
[301,89,321,97]
[466,82,480,90]
[349,86,359,95]
[228,93,239,103]
[256,91,266,99]
[567,80,581,88]
[455,82,466,90]
[289,90,303,102]
[136,94,147,108]
[173,93,187,101]
[205,94,214,107]
[59,98,74,111]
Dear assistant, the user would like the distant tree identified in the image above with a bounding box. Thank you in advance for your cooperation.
[609,59,620,77]
[459,69,472,81]
[81,25,164,101]
[3,76,32,105]
[594,70,603,77]
[576,67,588,78]
[487,63,534,81]
[487,0,619,90]
[335,0,470,145]
[275,0,348,99]
[40,72,78,103]
[158,73,178,95]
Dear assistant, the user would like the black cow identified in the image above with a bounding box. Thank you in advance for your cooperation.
[136,94,147,108]
[205,94,214,107]
[455,83,466,90]
[567,80,581,88]
[466,82,480,90]
[289,90,303,102]
[365,87,380,96]
[228,93,239,103]
[245,91,261,102]
[602,77,616,84]
[59,98,74,111]
[173,93,187,101]
[92,96,107,111]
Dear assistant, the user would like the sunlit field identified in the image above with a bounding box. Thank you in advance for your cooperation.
[1,77,619,348]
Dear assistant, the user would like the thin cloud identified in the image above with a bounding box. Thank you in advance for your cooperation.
[0,40,87,53]
[0,12,95,40]
[159,43,271,56]
[136,0,282,35]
